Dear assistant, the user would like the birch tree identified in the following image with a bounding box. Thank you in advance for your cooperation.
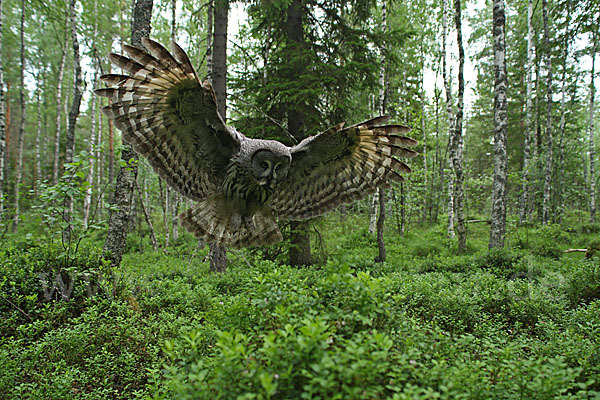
[588,30,598,222]
[451,0,467,252]
[442,0,455,238]
[489,0,508,249]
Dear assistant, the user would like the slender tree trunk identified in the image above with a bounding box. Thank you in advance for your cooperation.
[103,0,153,267]
[489,0,508,249]
[208,0,229,272]
[0,0,6,214]
[108,105,114,185]
[374,0,387,263]
[83,69,98,228]
[442,0,455,238]
[171,191,180,242]
[556,11,571,221]
[205,0,213,79]
[541,0,553,225]
[135,179,158,251]
[287,0,312,266]
[519,0,534,225]
[63,0,83,239]
[588,31,598,223]
[452,0,467,252]
[12,0,26,232]
[53,26,68,185]
[171,0,176,41]
[159,178,170,247]
[34,87,42,195]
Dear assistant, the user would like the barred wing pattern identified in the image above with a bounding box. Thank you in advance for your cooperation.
[95,38,241,201]
[270,117,418,220]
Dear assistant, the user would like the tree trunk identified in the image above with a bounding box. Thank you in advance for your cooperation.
[108,105,114,185]
[207,0,229,272]
[135,179,158,251]
[374,0,387,263]
[489,0,508,249]
[63,0,84,238]
[159,178,170,247]
[0,0,5,214]
[588,31,597,222]
[171,191,180,242]
[171,0,176,41]
[53,14,68,186]
[452,0,467,252]
[286,0,312,266]
[555,10,571,222]
[442,0,455,238]
[519,0,534,225]
[103,0,153,267]
[34,87,42,195]
[205,0,213,79]
[83,69,98,229]
[541,0,553,225]
[13,0,26,232]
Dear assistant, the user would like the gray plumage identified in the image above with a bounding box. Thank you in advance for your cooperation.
[95,39,418,248]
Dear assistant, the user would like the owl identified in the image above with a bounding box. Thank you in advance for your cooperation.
[95,38,418,248]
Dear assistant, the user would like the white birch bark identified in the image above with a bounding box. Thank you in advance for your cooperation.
[489,0,508,249]
[442,0,455,238]
[588,31,598,222]
[0,0,6,213]
[53,15,68,186]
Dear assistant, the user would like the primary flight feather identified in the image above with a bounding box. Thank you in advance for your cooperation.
[95,38,418,248]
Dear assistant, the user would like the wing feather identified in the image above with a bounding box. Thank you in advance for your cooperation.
[270,118,417,220]
[95,38,243,201]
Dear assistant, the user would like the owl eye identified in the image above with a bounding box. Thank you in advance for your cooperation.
[262,161,269,170]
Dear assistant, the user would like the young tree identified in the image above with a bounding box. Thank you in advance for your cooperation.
[103,0,153,267]
[489,0,508,249]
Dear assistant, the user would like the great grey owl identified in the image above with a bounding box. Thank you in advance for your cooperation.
[95,38,418,248]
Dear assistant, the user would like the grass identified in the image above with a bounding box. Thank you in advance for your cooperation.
[1,212,599,399]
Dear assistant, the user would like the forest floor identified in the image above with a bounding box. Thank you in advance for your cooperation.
[1,213,599,399]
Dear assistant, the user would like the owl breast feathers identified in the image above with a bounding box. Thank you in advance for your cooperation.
[95,38,418,248]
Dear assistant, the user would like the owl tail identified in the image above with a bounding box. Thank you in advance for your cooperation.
[179,199,283,249]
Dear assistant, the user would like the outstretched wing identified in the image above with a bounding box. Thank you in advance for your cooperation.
[270,117,418,220]
[95,38,242,201]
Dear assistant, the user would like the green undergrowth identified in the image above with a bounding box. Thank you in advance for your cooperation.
[1,214,599,399]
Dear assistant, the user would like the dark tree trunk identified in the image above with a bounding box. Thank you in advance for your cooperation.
[103,0,153,267]
[489,0,508,249]
[375,188,386,263]
[12,0,26,232]
[286,0,312,266]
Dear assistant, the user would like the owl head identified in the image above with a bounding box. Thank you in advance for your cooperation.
[250,144,291,188]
